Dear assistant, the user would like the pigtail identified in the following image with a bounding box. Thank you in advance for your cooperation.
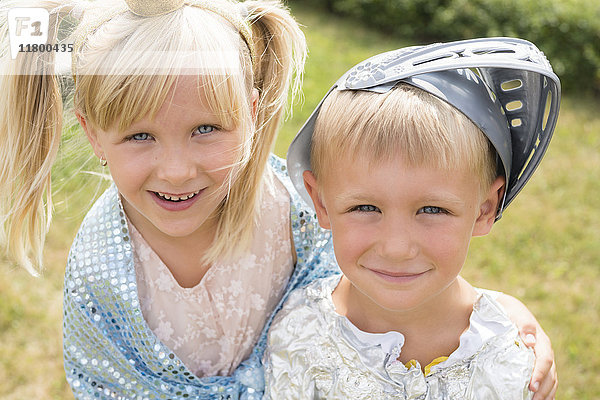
[206,0,306,263]
[0,1,77,275]
[246,0,306,146]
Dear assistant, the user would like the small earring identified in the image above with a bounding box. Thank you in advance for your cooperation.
[100,156,107,167]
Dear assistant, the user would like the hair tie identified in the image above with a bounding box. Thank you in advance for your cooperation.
[190,0,255,63]
[70,0,86,20]
[238,2,249,19]
[124,0,186,17]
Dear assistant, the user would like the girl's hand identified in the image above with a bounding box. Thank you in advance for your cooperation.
[497,294,557,400]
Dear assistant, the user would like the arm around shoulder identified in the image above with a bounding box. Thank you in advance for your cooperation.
[263,287,323,399]
[496,292,557,397]
[467,334,535,400]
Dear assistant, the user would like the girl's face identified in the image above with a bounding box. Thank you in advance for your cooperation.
[82,77,245,241]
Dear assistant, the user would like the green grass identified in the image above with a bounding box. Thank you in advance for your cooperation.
[463,93,600,398]
[1,5,599,399]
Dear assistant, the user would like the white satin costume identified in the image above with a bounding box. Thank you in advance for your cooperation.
[264,275,534,399]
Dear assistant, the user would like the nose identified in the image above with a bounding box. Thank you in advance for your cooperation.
[155,145,197,185]
[377,218,419,261]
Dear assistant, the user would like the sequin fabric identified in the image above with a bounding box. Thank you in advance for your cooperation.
[264,275,535,400]
[63,155,338,399]
[131,167,293,377]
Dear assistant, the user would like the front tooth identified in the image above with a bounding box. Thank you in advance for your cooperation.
[158,191,198,201]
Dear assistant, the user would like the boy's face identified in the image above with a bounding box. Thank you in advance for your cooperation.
[304,153,503,314]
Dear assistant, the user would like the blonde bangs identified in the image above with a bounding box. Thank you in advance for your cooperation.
[74,5,252,134]
[312,84,497,189]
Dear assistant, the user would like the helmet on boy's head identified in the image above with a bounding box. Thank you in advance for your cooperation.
[287,37,561,220]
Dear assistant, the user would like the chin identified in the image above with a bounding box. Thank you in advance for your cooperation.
[159,225,203,238]
[371,292,430,314]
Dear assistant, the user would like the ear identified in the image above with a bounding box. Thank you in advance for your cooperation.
[303,170,331,230]
[250,88,259,123]
[472,176,506,237]
[76,111,104,159]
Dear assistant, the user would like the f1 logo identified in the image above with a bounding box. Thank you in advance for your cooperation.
[8,8,49,59]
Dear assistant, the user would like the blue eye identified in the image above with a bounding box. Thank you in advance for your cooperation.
[130,132,151,141]
[353,205,380,213]
[419,206,447,215]
[194,125,215,135]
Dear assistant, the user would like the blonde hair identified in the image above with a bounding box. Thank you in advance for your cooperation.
[0,0,306,275]
[311,84,497,192]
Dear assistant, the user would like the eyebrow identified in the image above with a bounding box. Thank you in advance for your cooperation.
[419,194,467,207]
[334,191,372,204]
[334,192,467,207]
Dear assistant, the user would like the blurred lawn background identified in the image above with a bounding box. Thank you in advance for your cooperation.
[1,4,599,399]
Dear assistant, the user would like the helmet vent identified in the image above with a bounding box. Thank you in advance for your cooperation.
[517,147,536,180]
[505,100,523,111]
[413,53,454,67]
[501,79,523,91]
[542,91,553,131]
[473,49,516,55]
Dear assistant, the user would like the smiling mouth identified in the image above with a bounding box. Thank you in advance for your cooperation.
[154,190,201,202]
[375,270,424,277]
[370,268,429,281]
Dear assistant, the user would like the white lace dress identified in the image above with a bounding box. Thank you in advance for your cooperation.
[130,172,293,377]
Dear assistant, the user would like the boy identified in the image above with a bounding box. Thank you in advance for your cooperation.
[264,38,560,399]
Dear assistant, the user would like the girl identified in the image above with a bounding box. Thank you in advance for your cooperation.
[0,1,555,398]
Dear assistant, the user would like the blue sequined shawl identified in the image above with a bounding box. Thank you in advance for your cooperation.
[63,156,338,399]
